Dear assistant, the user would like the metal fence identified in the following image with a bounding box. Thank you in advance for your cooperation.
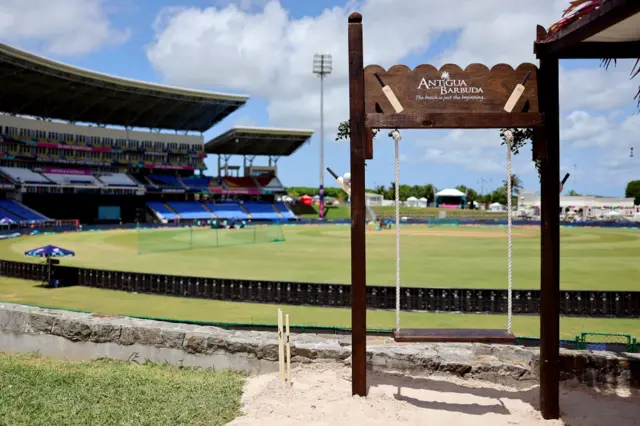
[2,259,640,318]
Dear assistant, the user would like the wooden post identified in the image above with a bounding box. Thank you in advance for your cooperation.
[285,313,292,384]
[538,53,560,419]
[348,11,367,398]
[278,309,285,382]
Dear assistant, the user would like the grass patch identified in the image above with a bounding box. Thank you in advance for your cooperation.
[0,352,244,426]
[1,225,639,290]
[296,204,508,220]
[2,278,640,339]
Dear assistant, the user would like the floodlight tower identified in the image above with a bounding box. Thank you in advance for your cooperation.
[313,53,332,219]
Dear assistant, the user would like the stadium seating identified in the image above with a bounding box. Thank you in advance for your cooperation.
[98,173,139,187]
[225,177,258,188]
[126,174,146,186]
[254,176,283,189]
[167,201,213,219]
[148,174,183,187]
[205,202,249,219]
[243,202,281,220]
[274,202,297,219]
[43,173,101,186]
[0,199,50,221]
[0,208,22,222]
[146,201,179,220]
[181,177,211,190]
[254,176,272,187]
[210,177,226,189]
[0,167,50,184]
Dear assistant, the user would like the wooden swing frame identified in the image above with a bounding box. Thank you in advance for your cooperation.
[348,2,640,420]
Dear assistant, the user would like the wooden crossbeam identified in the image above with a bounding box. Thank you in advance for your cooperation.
[366,112,544,129]
[552,41,640,59]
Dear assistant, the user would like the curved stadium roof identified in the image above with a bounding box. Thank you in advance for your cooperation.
[0,43,249,132]
[205,126,314,157]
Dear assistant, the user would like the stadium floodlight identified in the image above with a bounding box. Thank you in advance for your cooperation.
[313,53,332,220]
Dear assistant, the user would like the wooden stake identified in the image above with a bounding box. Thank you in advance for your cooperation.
[285,314,292,384]
[278,309,285,382]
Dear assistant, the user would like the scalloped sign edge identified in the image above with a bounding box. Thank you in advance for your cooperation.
[363,63,539,115]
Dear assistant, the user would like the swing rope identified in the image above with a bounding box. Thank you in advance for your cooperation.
[505,131,514,334]
[390,129,514,336]
[392,130,402,333]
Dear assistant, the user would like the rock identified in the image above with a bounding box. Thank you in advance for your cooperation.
[88,320,121,343]
[182,331,211,354]
[2,302,640,392]
[28,311,57,333]
[51,316,92,342]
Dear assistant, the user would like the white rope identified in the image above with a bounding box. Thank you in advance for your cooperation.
[390,130,402,332]
[504,131,514,333]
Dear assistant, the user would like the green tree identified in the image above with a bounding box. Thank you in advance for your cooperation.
[566,189,581,196]
[490,186,508,205]
[625,180,640,205]
[421,184,436,204]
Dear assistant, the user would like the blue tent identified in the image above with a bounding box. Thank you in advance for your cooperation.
[24,245,75,258]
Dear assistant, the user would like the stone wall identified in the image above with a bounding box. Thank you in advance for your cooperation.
[1,303,639,390]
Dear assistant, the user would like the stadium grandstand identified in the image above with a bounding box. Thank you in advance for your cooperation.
[0,42,311,225]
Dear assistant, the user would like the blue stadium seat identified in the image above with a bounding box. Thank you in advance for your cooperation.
[167,201,213,219]
[148,175,182,186]
[243,202,281,220]
[205,202,248,219]
[147,201,179,220]
[0,208,23,222]
[274,202,296,219]
[182,177,211,190]
[0,200,49,222]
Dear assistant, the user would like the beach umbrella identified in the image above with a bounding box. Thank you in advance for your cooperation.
[24,245,75,258]
[0,217,14,224]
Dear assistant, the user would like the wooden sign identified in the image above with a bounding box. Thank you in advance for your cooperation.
[364,63,539,115]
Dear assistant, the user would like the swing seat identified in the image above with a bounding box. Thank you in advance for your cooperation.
[392,328,516,344]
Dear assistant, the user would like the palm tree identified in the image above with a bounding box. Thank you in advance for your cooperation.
[503,174,523,197]
[423,184,436,204]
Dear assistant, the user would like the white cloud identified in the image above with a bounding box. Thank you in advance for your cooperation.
[561,111,612,147]
[436,2,565,67]
[564,114,640,190]
[0,0,130,55]
[213,0,269,12]
[146,0,565,134]
[146,0,639,181]
[559,63,638,111]
[411,128,537,176]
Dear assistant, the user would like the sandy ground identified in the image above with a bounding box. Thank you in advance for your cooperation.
[228,363,640,426]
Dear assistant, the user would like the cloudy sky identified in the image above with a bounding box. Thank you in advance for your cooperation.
[0,0,638,196]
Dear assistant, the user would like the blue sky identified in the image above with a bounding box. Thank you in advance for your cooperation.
[0,0,638,196]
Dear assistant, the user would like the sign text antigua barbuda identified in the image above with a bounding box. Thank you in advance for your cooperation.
[416,71,485,102]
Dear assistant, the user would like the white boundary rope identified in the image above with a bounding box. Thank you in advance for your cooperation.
[390,130,402,332]
[505,131,514,334]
